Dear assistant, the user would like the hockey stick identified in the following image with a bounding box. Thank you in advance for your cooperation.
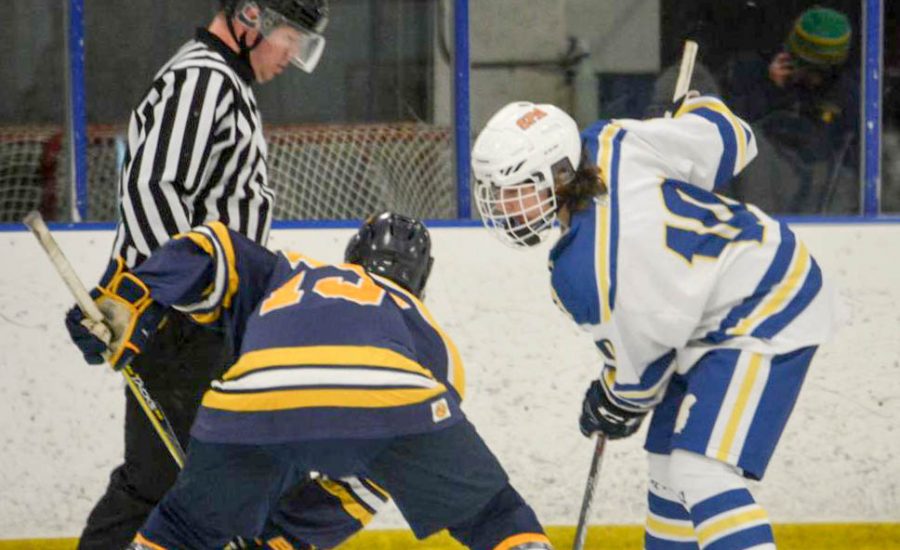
[672,40,699,103]
[23,210,186,469]
[572,434,607,550]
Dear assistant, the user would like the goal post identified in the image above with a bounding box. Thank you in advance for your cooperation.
[452,0,471,219]
[64,0,88,222]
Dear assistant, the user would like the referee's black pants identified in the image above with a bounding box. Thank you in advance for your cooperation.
[77,314,231,550]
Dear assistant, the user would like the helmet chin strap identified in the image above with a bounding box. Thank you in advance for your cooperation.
[225,12,264,71]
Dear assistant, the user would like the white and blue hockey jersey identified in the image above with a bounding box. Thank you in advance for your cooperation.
[549,95,834,411]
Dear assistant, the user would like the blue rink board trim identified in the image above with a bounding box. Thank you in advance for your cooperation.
[1,216,900,233]
[0,219,487,232]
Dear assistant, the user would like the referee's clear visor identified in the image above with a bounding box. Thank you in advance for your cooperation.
[258,7,326,73]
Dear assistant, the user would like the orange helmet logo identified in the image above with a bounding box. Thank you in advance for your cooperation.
[516,107,548,130]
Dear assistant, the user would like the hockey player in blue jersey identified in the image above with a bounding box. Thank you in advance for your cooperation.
[471,97,834,549]
[67,213,552,550]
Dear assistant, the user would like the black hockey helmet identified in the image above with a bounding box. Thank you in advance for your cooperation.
[221,0,328,32]
[344,213,435,298]
[220,0,328,73]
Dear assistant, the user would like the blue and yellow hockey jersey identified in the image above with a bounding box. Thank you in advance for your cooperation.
[549,95,835,412]
[134,222,466,444]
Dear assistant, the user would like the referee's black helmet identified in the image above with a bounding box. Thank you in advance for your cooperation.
[221,0,328,33]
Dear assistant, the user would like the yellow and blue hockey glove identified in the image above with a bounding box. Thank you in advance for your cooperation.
[579,379,647,440]
[64,260,166,370]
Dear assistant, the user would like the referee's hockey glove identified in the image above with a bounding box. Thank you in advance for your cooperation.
[579,379,647,440]
[65,268,165,370]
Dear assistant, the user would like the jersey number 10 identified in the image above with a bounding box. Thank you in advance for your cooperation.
[661,180,764,264]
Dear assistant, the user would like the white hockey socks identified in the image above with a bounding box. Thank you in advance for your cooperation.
[646,450,776,549]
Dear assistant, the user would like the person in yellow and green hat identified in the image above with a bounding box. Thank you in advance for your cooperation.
[720,6,859,214]
[724,6,854,123]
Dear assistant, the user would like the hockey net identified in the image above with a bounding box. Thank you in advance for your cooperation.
[0,123,455,222]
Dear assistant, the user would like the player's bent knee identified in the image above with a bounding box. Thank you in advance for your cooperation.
[647,451,683,502]
[448,484,551,550]
[667,449,746,508]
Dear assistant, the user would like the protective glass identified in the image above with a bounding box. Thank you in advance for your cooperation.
[474,176,557,248]
[258,7,326,73]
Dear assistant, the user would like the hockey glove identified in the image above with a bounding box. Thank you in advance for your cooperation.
[579,379,647,440]
[664,89,700,118]
[64,262,166,370]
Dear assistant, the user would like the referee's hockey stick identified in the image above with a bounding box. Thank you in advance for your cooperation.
[572,434,607,550]
[23,211,186,469]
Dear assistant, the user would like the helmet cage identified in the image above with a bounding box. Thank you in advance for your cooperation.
[475,172,557,248]
[474,156,574,248]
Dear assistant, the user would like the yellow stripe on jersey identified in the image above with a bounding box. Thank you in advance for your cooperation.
[266,537,296,550]
[202,385,447,412]
[222,345,435,381]
[596,198,612,322]
[179,231,214,255]
[595,124,620,323]
[614,370,674,400]
[371,274,467,399]
[493,533,552,550]
[176,233,220,323]
[389,292,412,309]
[132,533,169,550]
[676,99,749,171]
[716,353,763,462]
[602,366,617,392]
[730,242,810,336]
[645,514,696,540]
[697,506,770,547]
[364,478,391,501]
[206,221,239,308]
[282,250,326,269]
[175,222,240,324]
[318,479,376,526]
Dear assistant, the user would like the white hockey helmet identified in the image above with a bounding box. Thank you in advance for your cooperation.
[472,101,581,247]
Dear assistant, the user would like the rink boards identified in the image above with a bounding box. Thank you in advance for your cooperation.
[0,222,898,546]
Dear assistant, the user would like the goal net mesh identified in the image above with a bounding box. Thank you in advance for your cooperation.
[0,123,456,222]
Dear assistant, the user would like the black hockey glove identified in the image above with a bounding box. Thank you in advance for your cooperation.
[579,379,647,440]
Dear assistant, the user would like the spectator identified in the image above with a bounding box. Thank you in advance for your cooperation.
[721,6,859,214]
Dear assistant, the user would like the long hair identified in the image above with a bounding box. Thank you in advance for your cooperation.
[555,148,607,214]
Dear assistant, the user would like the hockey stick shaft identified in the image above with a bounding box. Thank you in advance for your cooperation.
[572,434,607,550]
[23,211,186,469]
[673,40,699,102]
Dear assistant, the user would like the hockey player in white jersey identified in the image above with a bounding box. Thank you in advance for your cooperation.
[471,96,834,549]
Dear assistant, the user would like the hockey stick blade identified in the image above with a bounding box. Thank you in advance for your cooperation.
[572,434,607,550]
[23,210,186,468]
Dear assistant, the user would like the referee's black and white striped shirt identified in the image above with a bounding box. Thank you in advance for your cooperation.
[111,29,272,269]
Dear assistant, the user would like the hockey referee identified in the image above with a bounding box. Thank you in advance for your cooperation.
[64,1,328,548]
